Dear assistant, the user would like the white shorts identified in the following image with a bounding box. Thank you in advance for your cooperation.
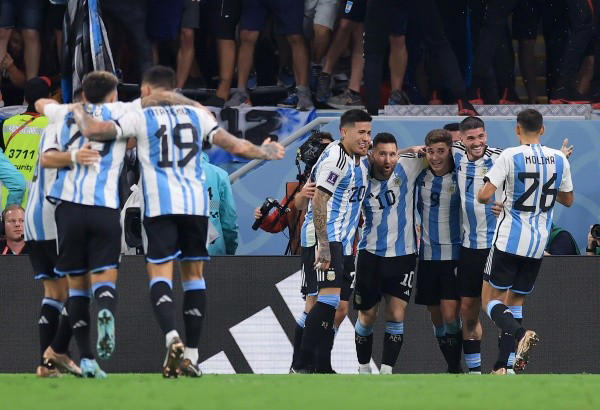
[304,0,339,34]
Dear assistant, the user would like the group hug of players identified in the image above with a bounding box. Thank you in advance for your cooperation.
[291,109,573,375]
[27,66,285,378]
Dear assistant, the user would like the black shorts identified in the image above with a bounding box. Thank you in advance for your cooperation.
[415,260,459,306]
[143,215,209,264]
[512,0,541,40]
[54,202,121,276]
[483,246,542,295]
[341,0,366,22]
[28,240,59,280]
[239,0,304,35]
[206,0,241,40]
[364,0,408,55]
[0,0,44,29]
[300,243,354,301]
[457,247,489,298]
[181,0,201,29]
[353,250,416,310]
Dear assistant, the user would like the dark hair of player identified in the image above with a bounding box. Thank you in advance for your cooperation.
[339,109,372,130]
[517,108,543,133]
[82,71,119,104]
[459,116,485,133]
[372,132,397,148]
[142,65,176,90]
[443,122,460,132]
[424,129,452,147]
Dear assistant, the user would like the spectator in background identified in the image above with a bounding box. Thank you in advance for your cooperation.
[443,123,461,142]
[303,0,338,92]
[176,0,200,89]
[201,152,240,256]
[0,0,42,80]
[0,204,27,254]
[1,77,50,208]
[544,224,580,255]
[586,225,600,256]
[316,0,365,108]
[226,0,313,111]
[1,30,27,106]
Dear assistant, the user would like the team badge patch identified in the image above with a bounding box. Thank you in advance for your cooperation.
[345,1,353,14]
[393,176,402,186]
[326,171,339,185]
[327,271,336,281]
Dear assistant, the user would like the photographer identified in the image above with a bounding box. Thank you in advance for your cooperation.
[586,225,600,256]
[253,131,333,256]
[0,204,27,255]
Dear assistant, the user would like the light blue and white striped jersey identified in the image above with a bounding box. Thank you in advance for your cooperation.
[301,140,368,255]
[45,101,140,209]
[416,168,462,260]
[453,143,503,249]
[485,144,573,259]
[359,154,426,257]
[117,105,219,218]
[24,124,59,241]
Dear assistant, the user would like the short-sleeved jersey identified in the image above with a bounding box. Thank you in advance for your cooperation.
[116,105,219,218]
[301,140,368,255]
[359,154,426,257]
[24,125,59,241]
[416,169,462,261]
[45,101,139,209]
[485,144,573,259]
[453,143,503,249]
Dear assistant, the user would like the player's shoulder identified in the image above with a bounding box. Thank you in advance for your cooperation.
[452,142,466,153]
[321,141,349,170]
[484,145,503,158]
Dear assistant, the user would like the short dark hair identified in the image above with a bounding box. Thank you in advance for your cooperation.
[82,71,119,104]
[459,116,485,133]
[372,132,397,148]
[24,77,50,105]
[142,65,176,90]
[517,108,543,133]
[425,129,452,147]
[443,123,460,132]
[339,109,372,130]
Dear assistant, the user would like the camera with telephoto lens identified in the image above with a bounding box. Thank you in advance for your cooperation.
[591,224,600,240]
[297,132,330,180]
[252,198,289,230]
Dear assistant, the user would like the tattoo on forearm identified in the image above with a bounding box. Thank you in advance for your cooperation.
[312,190,331,246]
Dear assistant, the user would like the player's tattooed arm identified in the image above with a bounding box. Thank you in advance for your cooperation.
[72,104,118,141]
[312,188,332,270]
[213,129,285,160]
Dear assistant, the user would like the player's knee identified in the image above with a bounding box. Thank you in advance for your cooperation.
[286,34,305,47]
[337,19,353,33]
[240,30,259,45]
[385,308,405,323]
[336,300,349,317]
[180,28,195,45]
[358,309,377,327]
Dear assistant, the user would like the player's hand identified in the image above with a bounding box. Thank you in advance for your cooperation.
[76,143,101,165]
[491,201,503,217]
[254,207,262,220]
[411,145,426,155]
[297,182,316,200]
[560,138,574,158]
[261,137,285,160]
[314,243,331,271]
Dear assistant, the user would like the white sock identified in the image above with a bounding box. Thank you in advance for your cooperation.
[379,364,393,375]
[165,330,180,348]
[358,364,372,374]
[184,347,198,364]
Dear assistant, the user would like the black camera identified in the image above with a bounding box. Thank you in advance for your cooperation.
[297,133,330,175]
[252,198,288,230]
[591,224,600,240]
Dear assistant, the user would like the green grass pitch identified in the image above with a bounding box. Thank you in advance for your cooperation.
[2,374,598,410]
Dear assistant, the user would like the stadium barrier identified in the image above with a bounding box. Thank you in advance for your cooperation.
[1,255,598,374]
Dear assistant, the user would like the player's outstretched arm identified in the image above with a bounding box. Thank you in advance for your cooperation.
[312,188,332,271]
[41,144,101,168]
[72,104,118,142]
[477,181,497,204]
[212,129,284,160]
[556,191,574,207]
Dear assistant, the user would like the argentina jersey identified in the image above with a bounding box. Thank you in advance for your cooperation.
[485,144,573,259]
[360,154,425,257]
[301,141,368,255]
[453,143,502,249]
[117,105,219,218]
[24,125,59,241]
[416,169,462,260]
[46,101,139,209]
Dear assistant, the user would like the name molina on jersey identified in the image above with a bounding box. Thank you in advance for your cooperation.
[525,155,555,165]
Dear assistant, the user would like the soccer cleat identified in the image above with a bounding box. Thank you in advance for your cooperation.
[358,364,372,374]
[36,364,61,378]
[491,367,507,375]
[327,89,364,109]
[179,359,203,377]
[163,336,184,378]
[80,358,107,379]
[43,346,82,377]
[224,89,251,107]
[289,366,312,374]
[514,330,539,372]
[97,309,115,360]
[379,364,393,375]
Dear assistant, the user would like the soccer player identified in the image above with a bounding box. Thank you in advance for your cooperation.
[354,132,425,374]
[292,109,371,373]
[72,66,285,377]
[477,109,573,372]
[415,129,463,373]
[453,116,503,374]
[40,72,140,378]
